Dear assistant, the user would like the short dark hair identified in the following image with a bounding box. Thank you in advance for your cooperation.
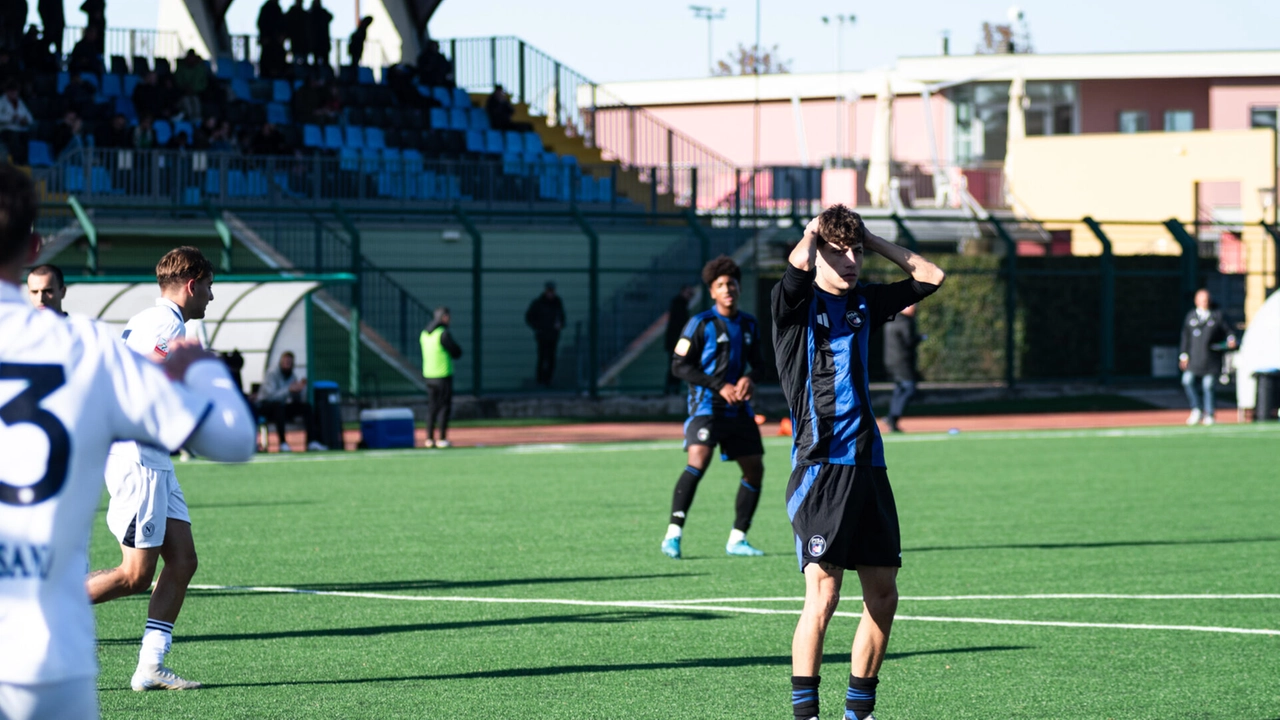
[156,246,214,288]
[28,264,64,288]
[816,204,865,250]
[281,350,295,359]
[0,164,38,266]
[701,255,741,286]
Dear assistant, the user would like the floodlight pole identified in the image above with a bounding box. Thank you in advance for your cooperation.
[689,5,726,75]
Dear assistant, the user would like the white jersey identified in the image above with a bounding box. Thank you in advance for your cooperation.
[108,298,187,471]
[0,282,211,684]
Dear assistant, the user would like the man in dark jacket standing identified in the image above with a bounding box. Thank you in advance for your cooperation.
[882,303,921,433]
[420,306,463,448]
[308,0,332,68]
[1180,288,1236,426]
[285,0,310,64]
[664,285,694,394]
[525,281,566,387]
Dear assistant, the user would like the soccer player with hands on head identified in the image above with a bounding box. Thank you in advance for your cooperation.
[0,164,254,720]
[772,205,944,720]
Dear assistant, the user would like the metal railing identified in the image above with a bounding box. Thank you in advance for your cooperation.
[60,26,187,70]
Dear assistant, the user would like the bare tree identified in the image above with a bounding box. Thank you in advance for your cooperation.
[713,43,791,76]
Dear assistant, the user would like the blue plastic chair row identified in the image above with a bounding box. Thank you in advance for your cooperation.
[64,166,115,193]
[215,58,256,82]
[204,168,270,197]
[28,141,54,167]
[98,74,141,99]
[57,72,99,93]
[467,129,544,156]
[154,119,194,145]
[428,107,490,132]
[302,124,387,150]
[416,86,471,108]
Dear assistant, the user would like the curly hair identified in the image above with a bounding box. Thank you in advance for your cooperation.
[701,255,741,286]
[816,204,865,249]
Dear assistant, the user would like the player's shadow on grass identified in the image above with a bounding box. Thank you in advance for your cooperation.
[190,646,1029,689]
[905,536,1280,552]
[242,573,704,593]
[96,610,722,647]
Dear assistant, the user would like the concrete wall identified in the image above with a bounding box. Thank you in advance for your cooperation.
[1209,80,1280,129]
[1079,78,1212,133]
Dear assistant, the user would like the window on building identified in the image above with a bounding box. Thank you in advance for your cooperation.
[1252,106,1278,129]
[1119,111,1149,133]
[1164,110,1194,132]
[1026,81,1077,136]
[951,80,1078,165]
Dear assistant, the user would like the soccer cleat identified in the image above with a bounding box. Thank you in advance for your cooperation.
[1202,416,1215,426]
[424,439,436,448]
[131,664,202,691]
[726,538,764,556]
[307,441,328,451]
[436,439,452,448]
[661,536,682,559]
[279,442,292,453]
[1186,409,1202,426]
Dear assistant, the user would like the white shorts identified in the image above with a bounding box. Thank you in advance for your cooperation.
[104,456,190,549]
[0,678,98,720]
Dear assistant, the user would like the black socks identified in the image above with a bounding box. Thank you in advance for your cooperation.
[791,675,820,720]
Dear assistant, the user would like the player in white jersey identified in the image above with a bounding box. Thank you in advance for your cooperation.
[25,265,66,316]
[84,246,219,692]
[0,165,255,720]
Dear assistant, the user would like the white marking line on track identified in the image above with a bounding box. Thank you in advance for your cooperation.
[188,585,1280,637]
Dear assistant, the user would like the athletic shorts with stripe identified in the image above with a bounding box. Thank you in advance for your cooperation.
[683,414,765,461]
[785,463,901,571]
[104,455,191,549]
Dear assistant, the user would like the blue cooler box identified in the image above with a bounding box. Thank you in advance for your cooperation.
[360,408,416,449]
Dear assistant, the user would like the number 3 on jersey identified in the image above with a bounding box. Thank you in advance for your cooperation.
[0,364,71,506]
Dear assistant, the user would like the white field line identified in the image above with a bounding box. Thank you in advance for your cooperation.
[654,594,1280,603]
[187,585,1280,637]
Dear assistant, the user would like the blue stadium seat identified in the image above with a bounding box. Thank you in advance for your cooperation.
[357,66,375,85]
[468,107,488,130]
[172,121,194,142]
[123,74,140,99]
[80,74,99,90]
[227,169,247,197]
[431,87,452,107]
[115,96,137,122]
[452,88,470,107]
[324,125,344,150]
[236,61,255,81]
[231,78,252,102]
[272,80,292,103]
[524,132,542,155]
[65,167,84,192]
[56,72,70,93]
[100,74,122,97]
[215,57,236,80]
[245,170,268,196]
[484,130,504,154]
[27,141,53,167]
[598,175,613,201]
[154,119,172,145]
[91,167,113,193]
[448,109,468,131]
[501,152,523,175]
[360,148,380,173]
[401,148,423,173]
[429,108,447,129]
[266,102,290,125]
[579,175,596,203]
[344,125,364,148]
[339,147,359,171]
[364,127,386,149]
[464,130,484,153]
[504,131,523,154]
[182,186,201,205]
[415,84,434,101]
[303,124,323,149]
[204,169,221,195]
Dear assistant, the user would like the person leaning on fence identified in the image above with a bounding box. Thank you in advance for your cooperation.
[1180,288,1236,426]
[349,16,373,65]
[420,307,463,449]
[256,351,327,452]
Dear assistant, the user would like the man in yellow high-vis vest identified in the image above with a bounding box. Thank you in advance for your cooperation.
[420,306,463,448]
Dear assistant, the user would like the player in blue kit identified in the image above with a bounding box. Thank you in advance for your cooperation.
[773,206,945,720]
[662,255,766,559]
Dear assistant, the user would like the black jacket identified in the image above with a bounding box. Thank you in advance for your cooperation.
[424,320,464,359]
[882,313,920,382]
[1180,308,1234,377]
[664,295,690,352]
[525,294,565,337]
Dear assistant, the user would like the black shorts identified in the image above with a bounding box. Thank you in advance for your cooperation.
[785,463,900,571]
[683,414,764,461]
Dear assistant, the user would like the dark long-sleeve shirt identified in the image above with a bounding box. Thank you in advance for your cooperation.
[882,313,920,382]
[525,294,565,336]
[1179,308,1233,377]
[671,308,762,419]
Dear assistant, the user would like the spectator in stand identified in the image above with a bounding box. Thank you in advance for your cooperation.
[192,116,216,148]
[95,113,133,149]
[51,110,86,158]
[174,50,210,123]
[255,351,326,452]
[39,0,65,56]
[257,0,285,43]
[664,284,695,394]
[165,128,191,150]
[285,0,310,64]
[80,0,106,53]
[208,120,235,152]
[320,84,342,120]
[349,16,372,65]
[260,32,289,79]
[63,71,97,119]
[292,74,324,124]
[133,114,156,149]
[67,25,103,75]
[132,71,163,122]
[417,39,454,87]
[157,74,181,119]
[387,63,432,108]
[249,122,288,155]
[22,26,58,74]
[308,0,333,68]
[486,84,515,130]
[525,280,566,387]
[0,81,33,165]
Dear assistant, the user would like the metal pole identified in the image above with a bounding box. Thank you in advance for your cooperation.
[517,40,526,103]
[1163,218,1199,312]
[454,206,483,396]
[666,129,674,199]
[489,36,497,89]
[988,214,1018,388]
[67,196,97,274]
[334,204,362,400]
[1083,217,1115,384]
[572,210,600,397]
[1261,221,1280,291]
[690,167,698,211]
[734,167,742,228]
[554,61,562,127]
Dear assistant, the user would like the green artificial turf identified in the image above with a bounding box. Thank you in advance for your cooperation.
[90,425,1280,719]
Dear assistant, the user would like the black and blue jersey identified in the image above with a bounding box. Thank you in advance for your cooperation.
[772,265,938,468]
[671,308,763,419]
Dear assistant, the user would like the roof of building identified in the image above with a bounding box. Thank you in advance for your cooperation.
[592,49,1280,107]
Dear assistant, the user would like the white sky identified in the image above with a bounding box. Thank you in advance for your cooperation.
[27,0,1280,82]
